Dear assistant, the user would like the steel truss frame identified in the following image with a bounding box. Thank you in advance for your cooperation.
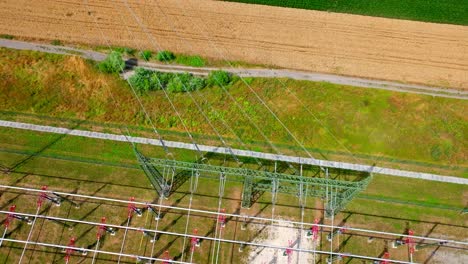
[135,149,372,217]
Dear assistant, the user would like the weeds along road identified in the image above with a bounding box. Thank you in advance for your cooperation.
[1,39,467,100]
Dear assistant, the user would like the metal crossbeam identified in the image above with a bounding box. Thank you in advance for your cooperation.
[135,150,372,216]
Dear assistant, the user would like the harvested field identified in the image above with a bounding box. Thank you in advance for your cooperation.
[0,0,467,89]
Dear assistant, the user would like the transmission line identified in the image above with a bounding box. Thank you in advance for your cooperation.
[2,185,464,246]
[0,210,417,264]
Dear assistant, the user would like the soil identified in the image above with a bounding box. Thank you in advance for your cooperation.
[0,0,466,89]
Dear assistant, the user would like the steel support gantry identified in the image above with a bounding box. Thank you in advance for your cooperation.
[135,149,372,217]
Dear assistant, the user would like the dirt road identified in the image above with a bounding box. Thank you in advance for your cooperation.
[0,0,467,89]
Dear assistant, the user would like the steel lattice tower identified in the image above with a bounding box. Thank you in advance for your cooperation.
[135,148,372,217]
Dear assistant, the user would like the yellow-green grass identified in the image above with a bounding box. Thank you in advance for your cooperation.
[1,48,466,178]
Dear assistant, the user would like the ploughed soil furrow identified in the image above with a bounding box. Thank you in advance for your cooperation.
[0,0,467,89]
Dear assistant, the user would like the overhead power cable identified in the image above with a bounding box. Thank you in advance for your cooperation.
[1,185,464,246]
[0,210,418,264]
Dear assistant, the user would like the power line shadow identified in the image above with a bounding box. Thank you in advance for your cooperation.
[0,193,21,211]
[7,119,86,173]
[423,245,442,264]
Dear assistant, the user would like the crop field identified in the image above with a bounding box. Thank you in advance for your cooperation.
[0,0,467,89]
[222,0,468,25]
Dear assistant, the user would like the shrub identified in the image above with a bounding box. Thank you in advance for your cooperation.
[167,73,192,93]
[0,34,14,40]
[128,68,158,93]
[129,68,207,94]
[189,77,206,91]
[175,55,205,67]
[139,50,152,61]
[51,40,62,46]
[116,47,137,56]
[154,72,174,87]
[207,70,231,87]
[157,50,175,62]
[166,73,206,93]
[98,51,125,74]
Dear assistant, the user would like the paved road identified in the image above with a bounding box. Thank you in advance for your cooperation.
[1,120,466,185]
[1,39,466,100]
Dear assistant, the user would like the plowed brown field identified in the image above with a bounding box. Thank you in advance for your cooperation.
[0,0,467,89]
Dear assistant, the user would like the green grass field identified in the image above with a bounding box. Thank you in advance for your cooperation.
[1,48,466,178]
[222,0,468,25]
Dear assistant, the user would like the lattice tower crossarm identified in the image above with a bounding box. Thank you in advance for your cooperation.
[135,150,372,216]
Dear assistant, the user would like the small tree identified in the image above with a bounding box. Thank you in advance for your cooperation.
[140,50,152,61]
[157,50,175,62]
[207,70,231,87]
[98,51,125,74]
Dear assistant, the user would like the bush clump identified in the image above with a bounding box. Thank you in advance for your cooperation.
[167,73,205,92]
[157,50,175,62]
[128,67,208,94]
[175,55,205,67]
[113,47,136,56]
[98,51,125,74]
[51,39,62,46]
[128,68,157,93]
[207,70,231,87]
[0,34,14,40]
[139,50,152,61]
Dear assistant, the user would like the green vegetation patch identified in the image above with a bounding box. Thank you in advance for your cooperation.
[128,67,233,93]
[97,51,125,73]
[175,54,206,67]
[139,50,152,61]
[156,50,175,62]
[222,0,468,25]
[50,39,62,46]
[0,48,466,175]
[0,34,14,40]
